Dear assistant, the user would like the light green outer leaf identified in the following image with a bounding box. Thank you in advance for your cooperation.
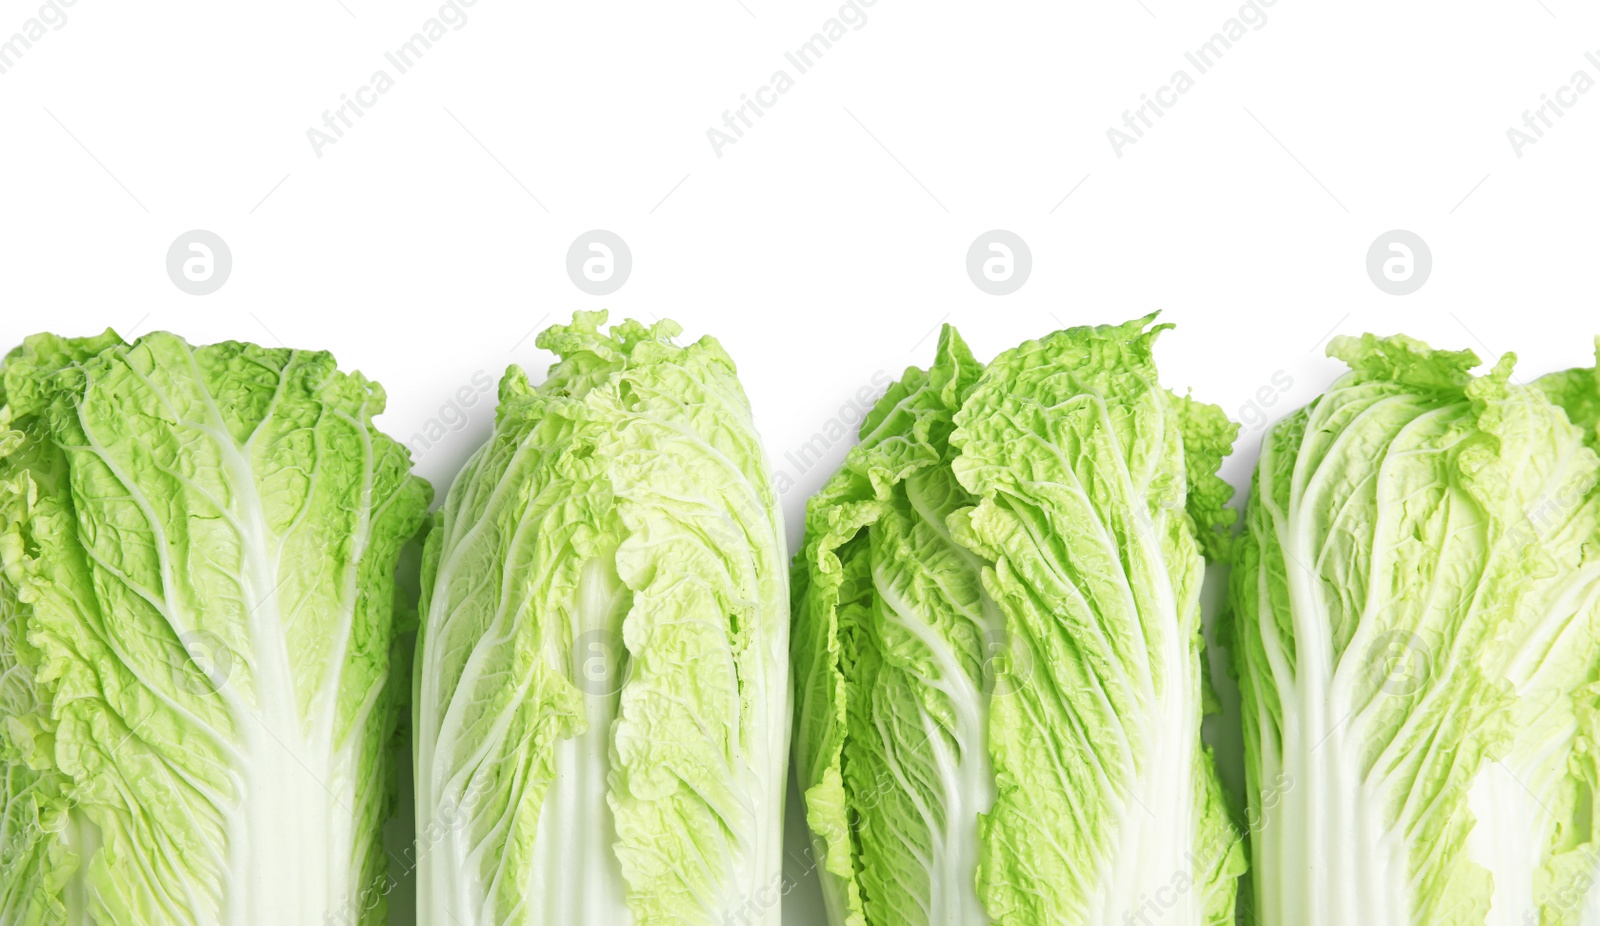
[1526,343,1600,926]
[790,324,983,926]
[0,558,76,926]
[954,317,1241,926]
[0,331,118,926]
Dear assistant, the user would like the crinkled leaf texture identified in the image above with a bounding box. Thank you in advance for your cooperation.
[1228,333,1600,926]
[413,312,789,926]
[0,330,431,925]
[792,315,1243,926]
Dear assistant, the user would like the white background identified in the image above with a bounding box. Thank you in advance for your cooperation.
[4,0,1600,922]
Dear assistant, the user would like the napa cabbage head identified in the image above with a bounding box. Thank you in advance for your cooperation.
[412,312,789,926]
[0,330,431,925]
[1228,333,1600,926]
[791,315,1243,926]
